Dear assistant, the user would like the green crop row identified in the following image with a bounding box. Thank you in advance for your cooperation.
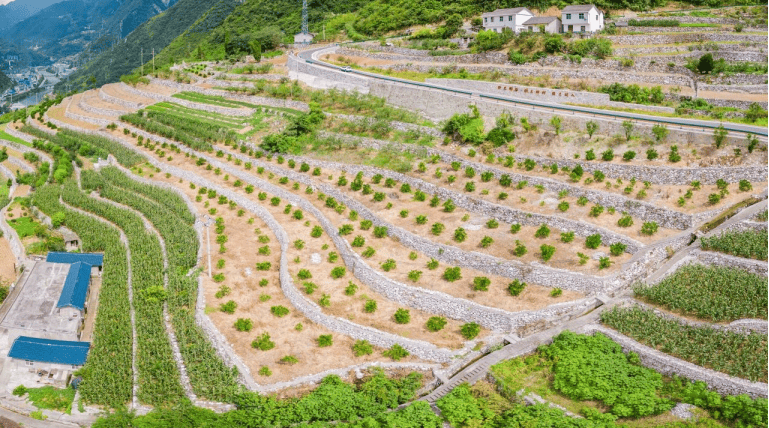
[601,306,767,382]
[60,180,186,406]
[634,264,767,322]
[89,167,240,402]
[700,229,768,261]
[32,185,133,407]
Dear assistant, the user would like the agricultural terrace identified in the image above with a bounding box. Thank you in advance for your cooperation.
[0,43,765,426]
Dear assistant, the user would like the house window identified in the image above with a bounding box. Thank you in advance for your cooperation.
[499,16,503,22]
[580,25,585,32]
[490,17,494,22]
[509,16,513,21]
[484,17,487,23]
[565,13,571,19]
[25,360,33,366]
[528,26,533,31]
[579,13,584,20]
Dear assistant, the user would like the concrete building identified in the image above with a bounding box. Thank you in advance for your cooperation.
[522,16,562,33]
[8,337,90,387]
[294,32,314,45]
[0,252,102,391]
[481,7,535,33]
[561,4,604,34]
[58,228,79,252]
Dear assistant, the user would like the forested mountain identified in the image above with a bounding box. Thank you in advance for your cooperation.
[0,0,62,32]
[0,70,12,93]
[1,0,180,65]
[54,0,236,93]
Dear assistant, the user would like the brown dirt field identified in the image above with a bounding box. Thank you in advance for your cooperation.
[46,102,99,130]
[302,147,680,243]
[11,185,30,199]
[113,136,438,383]
[0,238,16,283]
[67,93,114,120]
[138,146,481,349]
[138,82,179,97]
[82,89,133,112]
[101,83,157,106]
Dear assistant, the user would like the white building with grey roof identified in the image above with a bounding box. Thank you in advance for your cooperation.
[522,16,562,34]
[561,4,604,33]
[481,7,535,33]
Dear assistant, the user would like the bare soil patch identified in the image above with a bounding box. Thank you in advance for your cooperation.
[0,238,16,283]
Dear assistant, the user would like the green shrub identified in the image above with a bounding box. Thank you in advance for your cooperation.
[641,221,659,236]
[381,259,397,272]
[427,259,439,270]
[352,340,373,357]
[585,234,602,249]
[220,300,237,314]
[345,282,358,296]
[550,288,563,297]
[513,241,527,257]
[364,299,377,313]
[442,267,462,282]
[234,318,253,332]
[383,344,409,361]
[373,226,388,238]
[453,227,467,243]
[394,308,411,324]
[473,276,491,291]
[407,270,422,282]
[330,267,346,279]
[617,215,634,228]
[510,224,521,234]
[460,323,481,340]
[271,306,290,317]
[297,269,312,280]
[311,226,323,238]
[251,332,275,351]
[302,282,318,294]
[360,220,373,230]
[560,231,575,243]
[426,316,447,332]
[508,279,527,296]
[610,242,627,256]
[317,335,333,347]
[540,245,556,262]
[351,236,365,247]
[535,224,550,238]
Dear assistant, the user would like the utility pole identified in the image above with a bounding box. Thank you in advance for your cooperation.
[141,48,143,75]
[152,48,155,75]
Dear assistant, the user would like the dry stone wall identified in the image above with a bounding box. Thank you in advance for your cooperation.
[323,132,695,230]
[502,153,768,185]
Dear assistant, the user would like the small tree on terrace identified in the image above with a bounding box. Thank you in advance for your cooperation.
[550,116,562,135]
[622,120,634,141]
[697,53,714,74]
[250,40,262,62]
[713,125,728,149]
[585,121,598,138]
[651,124,668,143]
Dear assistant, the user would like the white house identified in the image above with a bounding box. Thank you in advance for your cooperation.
[481,7,535,33]
[561,4,604,34]
[522,16,562,34]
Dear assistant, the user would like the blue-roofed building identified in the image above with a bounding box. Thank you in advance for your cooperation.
[57,262,91,312]
[8,336,91,367]
[46,252,103,271]
[8,337,91,387]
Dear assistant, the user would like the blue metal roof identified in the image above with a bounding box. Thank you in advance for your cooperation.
[57,262,90,311]
[46,252,103,267]
[8,336,90,366]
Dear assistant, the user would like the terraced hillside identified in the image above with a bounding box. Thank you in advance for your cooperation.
[0,47,766,426]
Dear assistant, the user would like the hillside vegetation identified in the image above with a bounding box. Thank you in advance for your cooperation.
[54,0,239,94]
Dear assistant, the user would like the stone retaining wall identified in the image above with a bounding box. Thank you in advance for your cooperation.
[691,249,768,276]
[0,165,23,265]
[502,153,768,185]
[99,87,144,110]
[324,132,696,230]
[581,325,768,398]
[119,83,254,117]
[150,78,311,112]
[263,149,643,254]
[608,32,767,46]
[77,94,124,118]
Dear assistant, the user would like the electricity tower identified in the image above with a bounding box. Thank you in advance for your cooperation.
[302,0,309,34]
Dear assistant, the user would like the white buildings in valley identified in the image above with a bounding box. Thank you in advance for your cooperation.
[481,4,603,35]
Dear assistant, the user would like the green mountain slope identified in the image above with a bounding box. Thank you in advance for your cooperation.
[0,70,12,94]
[55,0,238,94]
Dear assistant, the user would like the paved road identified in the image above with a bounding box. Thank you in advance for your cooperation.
[297,47,767,137]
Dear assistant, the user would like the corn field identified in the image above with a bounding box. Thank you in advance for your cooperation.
[634,264,767,322]
[32,185,133,407]
[700,230,768,261]
[601,306,767,383]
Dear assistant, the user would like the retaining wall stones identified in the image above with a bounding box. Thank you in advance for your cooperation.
[502,153,768,185]
[99,87,144,110]
[581,324,768,399]
[323,132,697,230]
[77,94,124,118]
[119,83,254,117]
[257,149,643,253]
[691,249,768,276]
[150,78,311,112]
[0,165,23,265]
[608,32,768,46]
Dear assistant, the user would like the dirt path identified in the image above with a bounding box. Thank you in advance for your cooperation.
[0,237,16,284]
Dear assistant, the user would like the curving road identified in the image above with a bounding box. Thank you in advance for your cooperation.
[296,46,767,138]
